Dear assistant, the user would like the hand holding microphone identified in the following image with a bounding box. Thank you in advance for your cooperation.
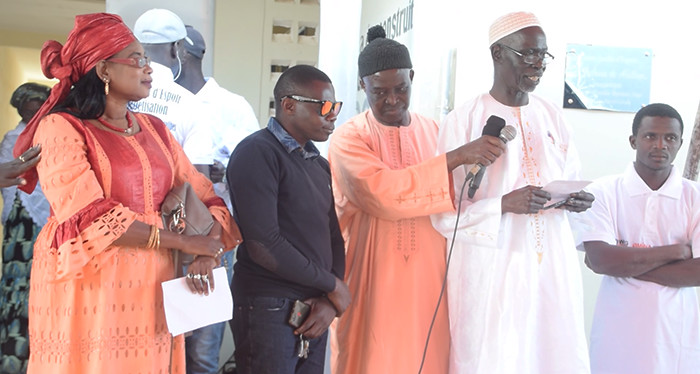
[445,116,512,173]
[467,120,516,198]
[466,121,516,177]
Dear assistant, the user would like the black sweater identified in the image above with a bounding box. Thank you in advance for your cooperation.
[227,123,345,300]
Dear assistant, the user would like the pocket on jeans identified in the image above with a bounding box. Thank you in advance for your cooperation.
[245,297,291,330]
[250,296,288,312]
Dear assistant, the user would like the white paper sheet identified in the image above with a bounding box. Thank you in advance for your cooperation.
[161,266,232,336]
[542,180,592,200]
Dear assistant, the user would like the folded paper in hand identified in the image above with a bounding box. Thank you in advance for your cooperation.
[161,267,232,336]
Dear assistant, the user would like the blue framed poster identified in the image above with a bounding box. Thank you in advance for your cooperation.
[563,44,653,112]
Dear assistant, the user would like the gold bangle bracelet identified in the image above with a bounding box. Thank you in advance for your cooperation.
[147,224,159,249]
[153,226,160,249]
[146,225,153,248]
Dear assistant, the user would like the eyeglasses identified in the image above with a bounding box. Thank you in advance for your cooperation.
[499,44,554,65]
[283,95,343,117]
[106,56,151,68]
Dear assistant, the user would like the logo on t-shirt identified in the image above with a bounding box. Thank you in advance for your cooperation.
[616,238,650,248]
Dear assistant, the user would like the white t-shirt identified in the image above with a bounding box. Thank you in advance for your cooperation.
[580,163,700,374]
[196,77,259,210]
[133,62,214,164]
[196,77,259,165]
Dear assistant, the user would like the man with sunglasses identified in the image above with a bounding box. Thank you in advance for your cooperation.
[227,65,349,374]
[133,9,214,178]
[328,26,506,374]
[431,11,593,374]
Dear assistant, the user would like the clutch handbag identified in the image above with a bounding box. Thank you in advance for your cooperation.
[161,181,215,277]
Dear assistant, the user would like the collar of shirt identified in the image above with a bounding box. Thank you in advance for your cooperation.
[266,117,320,160]
[623,162,683,199]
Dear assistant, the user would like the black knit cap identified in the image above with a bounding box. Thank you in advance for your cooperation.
[358,25,412,78]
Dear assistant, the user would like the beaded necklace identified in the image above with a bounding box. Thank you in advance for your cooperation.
[96,113,134,135]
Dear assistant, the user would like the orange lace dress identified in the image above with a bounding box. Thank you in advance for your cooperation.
[26,112,238,374]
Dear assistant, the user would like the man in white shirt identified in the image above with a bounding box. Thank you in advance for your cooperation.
[581,103,700,374]
[132,9,214,176]
[177,25,259,211]
[174,24,259,374]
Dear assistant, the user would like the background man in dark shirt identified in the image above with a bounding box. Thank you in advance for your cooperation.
[226,65,350,374]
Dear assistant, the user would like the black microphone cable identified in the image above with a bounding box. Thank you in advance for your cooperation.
[417,170,473,374]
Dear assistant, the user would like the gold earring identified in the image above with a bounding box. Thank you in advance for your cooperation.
[104,78,110,96]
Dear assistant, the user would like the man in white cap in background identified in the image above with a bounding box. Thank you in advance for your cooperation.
[133,8,214,177]
[175,24,259,374]
[431,11,594,374]
[177,25,259,214]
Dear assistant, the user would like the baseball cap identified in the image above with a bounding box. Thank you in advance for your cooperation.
[184,25,206,59]
[134,8,186,44]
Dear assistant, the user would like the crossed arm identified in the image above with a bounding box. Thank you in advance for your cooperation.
[634,257,700,287]
[583,240,700,287]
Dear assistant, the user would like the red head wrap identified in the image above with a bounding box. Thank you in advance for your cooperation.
[13,12,136,193]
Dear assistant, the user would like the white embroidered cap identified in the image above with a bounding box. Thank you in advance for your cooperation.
[488,11,542,46]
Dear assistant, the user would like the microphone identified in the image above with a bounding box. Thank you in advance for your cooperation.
[499,125,517,143]
[467,116,516,198]
[465,116,505,179]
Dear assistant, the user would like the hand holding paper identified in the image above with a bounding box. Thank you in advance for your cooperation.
[542,180,593,212]
[501,185,553,215]
[161,267,232,336]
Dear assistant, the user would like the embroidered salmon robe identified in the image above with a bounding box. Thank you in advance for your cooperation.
[328,110,453,374]
[27,112,240,374]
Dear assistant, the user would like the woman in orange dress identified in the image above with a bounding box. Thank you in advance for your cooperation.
[12,13,241,374]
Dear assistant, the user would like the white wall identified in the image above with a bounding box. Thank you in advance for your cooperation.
[320,0,700,342]
[213,0,266,127]
[318,0,361,127]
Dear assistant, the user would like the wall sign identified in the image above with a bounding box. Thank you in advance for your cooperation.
[563,44,652,112]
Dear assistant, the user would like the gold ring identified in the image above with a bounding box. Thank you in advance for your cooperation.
[18,155,25,163]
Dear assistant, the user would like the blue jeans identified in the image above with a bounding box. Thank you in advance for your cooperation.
[184,250,235,374]
[232,296,327,374]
